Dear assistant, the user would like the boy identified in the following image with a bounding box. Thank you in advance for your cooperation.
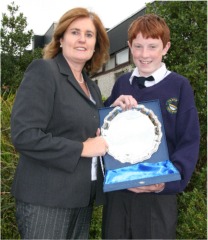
[102,14,200,239]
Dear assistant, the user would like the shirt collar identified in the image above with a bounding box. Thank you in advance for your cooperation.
[129,63,170,85]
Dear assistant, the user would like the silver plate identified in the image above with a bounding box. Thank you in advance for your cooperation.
[101,105,162,164]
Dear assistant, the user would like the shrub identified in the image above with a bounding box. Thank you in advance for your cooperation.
[177,187,207,239]
[1,93,20,239]
[90,206,103,239]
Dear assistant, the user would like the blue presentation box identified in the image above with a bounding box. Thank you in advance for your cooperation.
[99,99,181,192]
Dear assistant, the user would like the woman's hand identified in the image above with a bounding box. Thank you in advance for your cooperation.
[81,129,108,157]
[128,183,165,193]
[112,95,137,110]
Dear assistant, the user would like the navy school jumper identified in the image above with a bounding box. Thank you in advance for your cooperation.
[104,71,200,194]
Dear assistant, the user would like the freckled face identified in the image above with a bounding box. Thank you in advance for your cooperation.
[60,17,96,67]
[128,33,170,77]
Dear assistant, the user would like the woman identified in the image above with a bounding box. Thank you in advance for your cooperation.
[11,7,136,239]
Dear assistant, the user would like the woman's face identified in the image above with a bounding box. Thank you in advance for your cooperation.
[128,32,170,77]
[60,17,96,67]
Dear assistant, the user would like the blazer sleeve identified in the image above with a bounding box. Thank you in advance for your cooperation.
[11,59,83,173]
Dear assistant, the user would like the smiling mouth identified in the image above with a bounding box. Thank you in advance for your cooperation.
[76,47,87,51]
[140,60,152,64]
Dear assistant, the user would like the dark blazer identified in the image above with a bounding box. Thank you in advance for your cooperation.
[11,53,104,208]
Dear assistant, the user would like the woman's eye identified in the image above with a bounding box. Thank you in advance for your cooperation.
[71,30,79,35]
[86,33,93,38]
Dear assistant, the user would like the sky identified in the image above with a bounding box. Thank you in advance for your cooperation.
[0,0,153,35]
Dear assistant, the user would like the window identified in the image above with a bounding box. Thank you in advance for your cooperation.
[96,66,103,73]
[116,48,129,65]
[105,56,115,71]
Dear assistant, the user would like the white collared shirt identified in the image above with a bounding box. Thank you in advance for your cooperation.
[88,87,98,181]
[129,63,171,87]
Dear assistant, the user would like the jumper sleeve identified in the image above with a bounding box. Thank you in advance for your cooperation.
[11,60,83,173]
[161,82,200,194]
[162,108,200,194]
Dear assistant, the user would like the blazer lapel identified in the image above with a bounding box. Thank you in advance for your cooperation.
[54,53,101,105]
[54,53,90,100]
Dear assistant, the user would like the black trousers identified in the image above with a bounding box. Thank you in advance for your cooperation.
[102,191,177,239]
[15,181,97,239]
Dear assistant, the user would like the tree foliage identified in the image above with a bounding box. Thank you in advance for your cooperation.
[1,2,32,55]
[146,1,207,239]
[1,1,42,93]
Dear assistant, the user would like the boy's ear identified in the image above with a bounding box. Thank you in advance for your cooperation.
[127,41,131,48]
[162,42,171,56]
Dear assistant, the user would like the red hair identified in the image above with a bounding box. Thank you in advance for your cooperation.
[128,14,170,47]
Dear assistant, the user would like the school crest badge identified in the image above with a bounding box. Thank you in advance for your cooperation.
[166,98,178,114]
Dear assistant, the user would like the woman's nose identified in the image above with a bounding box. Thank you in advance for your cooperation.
[78,33,86,42]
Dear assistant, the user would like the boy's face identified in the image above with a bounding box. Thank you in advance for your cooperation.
[128,33,170,77]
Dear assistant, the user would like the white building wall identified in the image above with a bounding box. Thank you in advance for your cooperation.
[92,65,134,98]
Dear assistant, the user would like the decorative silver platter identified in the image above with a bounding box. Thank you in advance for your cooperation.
[101,105,162,164]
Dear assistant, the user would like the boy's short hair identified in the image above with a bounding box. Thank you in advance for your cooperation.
[128,14,170,47]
